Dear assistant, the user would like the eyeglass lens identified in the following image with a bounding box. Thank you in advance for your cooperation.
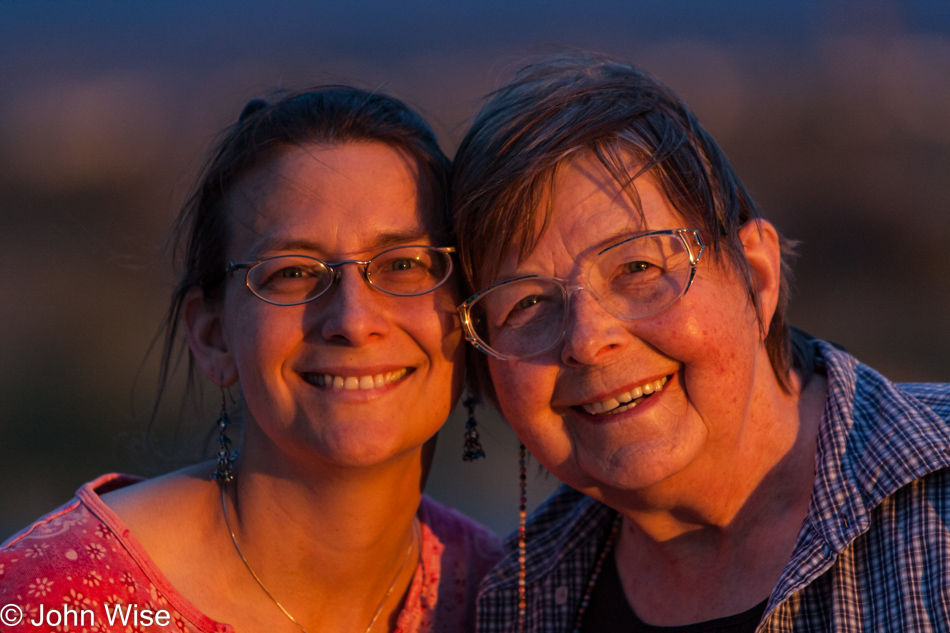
[467,233,696,359]
[366,246,451,296]
[246,246,451,305]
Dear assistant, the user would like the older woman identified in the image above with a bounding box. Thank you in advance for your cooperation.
[452,54,950,632]
[1,87,501,633]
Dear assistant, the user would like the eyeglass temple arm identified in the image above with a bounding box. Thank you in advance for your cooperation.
[676,230,705,293]
[226,261,253,276]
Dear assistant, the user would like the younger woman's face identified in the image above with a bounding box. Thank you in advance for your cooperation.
[214,142,464,469]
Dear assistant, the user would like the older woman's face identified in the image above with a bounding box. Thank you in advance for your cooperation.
[485,154,769,502]
[217,142,464,469]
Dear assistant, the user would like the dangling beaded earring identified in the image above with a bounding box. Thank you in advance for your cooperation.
[518,443,528,632]
[462,393,486,461]
[211,389,235,482]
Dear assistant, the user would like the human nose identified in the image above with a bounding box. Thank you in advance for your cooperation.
[318,265,390,345]
[559,287,628,366]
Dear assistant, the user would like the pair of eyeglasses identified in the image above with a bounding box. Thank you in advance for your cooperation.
[457,229,705,360]
[227,245,455,306]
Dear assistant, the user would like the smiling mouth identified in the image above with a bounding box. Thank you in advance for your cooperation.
[303,368,410,391]
[578,375,670,416]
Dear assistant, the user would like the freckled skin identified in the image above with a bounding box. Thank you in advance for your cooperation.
[486,154,776,510]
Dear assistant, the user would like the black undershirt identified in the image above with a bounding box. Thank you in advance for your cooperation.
[580,551,768,633]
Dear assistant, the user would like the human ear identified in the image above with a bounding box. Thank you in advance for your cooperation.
[738,219,782,338]
[182,287,238,387]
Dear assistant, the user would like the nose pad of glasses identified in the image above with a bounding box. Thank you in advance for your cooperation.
[565,284,603,312]
[329,262,371,285]
[325,263,377,303]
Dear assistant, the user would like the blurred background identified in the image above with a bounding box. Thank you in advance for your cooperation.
[1,0,949,541]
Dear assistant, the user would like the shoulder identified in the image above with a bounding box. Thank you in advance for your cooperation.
[858,466,950,547]
[408,498,501,633]
[101,462,216,521]
[481,484,610,595]
[895,382,950,421]
[1,476,149,627]
[476,486,613,633]
[0,474,226,633]
[419,495,503,580]
[806,341,950,548]
[772,470,950,630]
[814,340,950,486]
[808,468,950,627]
[2,473,141,552]
[815,338,950,429]
[98,463,218,564]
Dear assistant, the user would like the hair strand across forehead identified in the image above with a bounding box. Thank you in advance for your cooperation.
[152,86,450,428]
[452,51,804,404]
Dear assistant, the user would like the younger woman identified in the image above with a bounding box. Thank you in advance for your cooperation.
[1,87,501,633]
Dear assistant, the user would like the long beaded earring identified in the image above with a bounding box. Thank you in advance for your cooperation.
[518,443,527,632]
[462,393,486,461]
[211,389,235,482]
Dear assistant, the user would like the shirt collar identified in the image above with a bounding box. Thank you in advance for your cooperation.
[805,339,950,551]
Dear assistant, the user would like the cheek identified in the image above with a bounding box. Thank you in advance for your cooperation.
[435,324,466,406]
[674,311,747,368]
[489,359,559,441]
[655,291,761,411]
[226,302,301,382]
[416,289,466,365]
[402,293,467,409]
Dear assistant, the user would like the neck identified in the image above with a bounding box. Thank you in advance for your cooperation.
[217,424,428,632]
[613,365,823,540]
[608,368,827,625]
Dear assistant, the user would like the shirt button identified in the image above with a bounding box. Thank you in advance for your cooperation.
[555,586,569,605]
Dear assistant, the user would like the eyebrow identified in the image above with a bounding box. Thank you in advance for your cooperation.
[249,229,433,258]
[490,227,658,284]
[596,227,652,251]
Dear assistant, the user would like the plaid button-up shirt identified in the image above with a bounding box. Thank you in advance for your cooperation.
[477,340,950,632]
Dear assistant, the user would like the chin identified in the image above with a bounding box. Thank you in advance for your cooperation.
[314,430,429,470]
[316,441,402,468]
[571,441,700,498]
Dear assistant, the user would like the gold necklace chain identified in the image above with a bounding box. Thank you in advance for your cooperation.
[220,485,418,633]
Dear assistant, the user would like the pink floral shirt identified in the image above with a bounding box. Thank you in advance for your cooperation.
[0,474,502,633]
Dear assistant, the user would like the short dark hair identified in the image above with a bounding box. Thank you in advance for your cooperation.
[452,52,802,403]
[155,86,450,420]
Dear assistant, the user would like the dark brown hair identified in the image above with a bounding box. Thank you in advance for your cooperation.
[452,52,803,403]
[154,86,450,420]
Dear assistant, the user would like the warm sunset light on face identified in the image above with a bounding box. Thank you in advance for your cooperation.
[1,1,949,542]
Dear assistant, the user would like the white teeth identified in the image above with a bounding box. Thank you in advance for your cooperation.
[308,369,409,391]
[582,376,668,416]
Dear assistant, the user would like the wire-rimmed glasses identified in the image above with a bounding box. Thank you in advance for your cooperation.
[457,229,705,360]
[227,245,455,306]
